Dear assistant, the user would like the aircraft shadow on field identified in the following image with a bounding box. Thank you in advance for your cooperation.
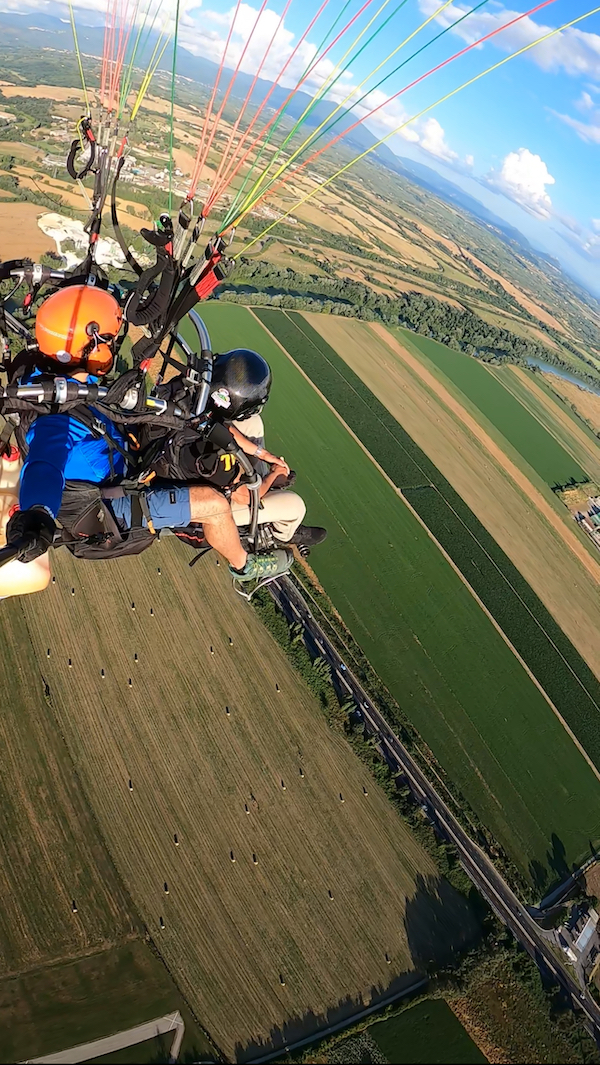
[234,872,478,1062]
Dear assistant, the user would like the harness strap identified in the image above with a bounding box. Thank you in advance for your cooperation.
[0,418,14,457]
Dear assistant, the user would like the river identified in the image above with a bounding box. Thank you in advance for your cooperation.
[526,357,600,398]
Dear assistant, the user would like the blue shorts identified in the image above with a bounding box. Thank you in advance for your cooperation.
[109,486,192,531]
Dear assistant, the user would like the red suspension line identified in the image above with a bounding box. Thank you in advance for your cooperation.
[191,0,271,195]
[200,0,376,214]
[244,0,562,218]
[188,0,244,196]
[205,0,294,214]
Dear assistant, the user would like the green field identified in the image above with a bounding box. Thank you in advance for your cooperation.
[318,999,486,1064]
[195,303,600,886]
[0,940,213,1064]
[388,329,588,489]
[367,1000,485,1064]
[248,309,600,805]
[487,365,600,486]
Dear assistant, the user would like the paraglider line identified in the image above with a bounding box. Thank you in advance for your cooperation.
[238,1,599,247]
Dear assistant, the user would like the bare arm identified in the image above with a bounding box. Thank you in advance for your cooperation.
[228,424,290,474]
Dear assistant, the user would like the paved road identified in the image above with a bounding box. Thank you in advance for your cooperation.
[271,575,600,1039]
[25,1010,184,1064]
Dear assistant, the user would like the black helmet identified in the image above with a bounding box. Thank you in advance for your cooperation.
[209,348,272,421]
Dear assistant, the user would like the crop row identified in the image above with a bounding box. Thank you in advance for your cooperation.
[398,330,588,489]
[256,308,600,772]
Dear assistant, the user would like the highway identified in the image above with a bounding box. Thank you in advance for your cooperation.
[270,575,600,1040]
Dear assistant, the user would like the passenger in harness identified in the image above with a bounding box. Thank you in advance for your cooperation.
[149,348,326,552]
[4,286,295,589]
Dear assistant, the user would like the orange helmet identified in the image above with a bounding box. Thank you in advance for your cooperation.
[35,285,123,375]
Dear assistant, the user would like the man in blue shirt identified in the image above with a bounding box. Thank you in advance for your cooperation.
[6,285,294,587]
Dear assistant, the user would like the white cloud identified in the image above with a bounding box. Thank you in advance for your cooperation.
[576,90,595,111]
[418,117,458,162]
[485,147,555,219]
[417,1,600,78]
[592,219,600,233]
[552,107,600,145]
[465,153,474,168]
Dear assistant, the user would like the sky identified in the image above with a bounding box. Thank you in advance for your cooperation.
[3,0,600,292]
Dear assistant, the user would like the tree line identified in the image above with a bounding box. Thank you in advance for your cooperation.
[219,259,600,386]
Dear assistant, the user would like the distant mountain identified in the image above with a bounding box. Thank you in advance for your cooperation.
[0,11,540,258]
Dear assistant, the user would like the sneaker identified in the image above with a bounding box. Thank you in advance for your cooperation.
[230,548,294,583]
[271,469,297,490]
[288,525,328,548]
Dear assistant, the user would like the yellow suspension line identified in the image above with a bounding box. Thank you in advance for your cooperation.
[236,0,457,221]
[235,4,600,247]
[68,0,90,115]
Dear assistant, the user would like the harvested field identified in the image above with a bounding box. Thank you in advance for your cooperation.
[540,372,600,435]
[306,315,600,682]
[0,201,53,258]
[380,326,600,583]
[20,543,472,1061]
[389,329,587,489]
[0,140,42,161]
[0,84,84,102]
[198,303,600,885]
[0,599,134,975]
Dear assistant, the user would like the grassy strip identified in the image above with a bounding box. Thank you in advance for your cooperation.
[390,329,587,489]
[253,591,599,1065]
[196,303,600,886]
[0,939,216,1064]
[257,308,600,793]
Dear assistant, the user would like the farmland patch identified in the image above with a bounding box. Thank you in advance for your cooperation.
[388,329,587,489]
[196,303,600,884]
[21,540,469,1060]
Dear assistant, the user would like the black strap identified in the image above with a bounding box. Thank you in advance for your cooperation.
[66,119,96,180]
[110,158,144,277]
[67,405,132,465]
[0,418,14,457]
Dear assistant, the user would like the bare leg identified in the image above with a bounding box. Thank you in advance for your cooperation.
[189,486,247,571]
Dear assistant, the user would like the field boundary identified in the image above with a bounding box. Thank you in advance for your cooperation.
[251,310,600,782]
[372,323,600,584]
[24,1010,184,1064]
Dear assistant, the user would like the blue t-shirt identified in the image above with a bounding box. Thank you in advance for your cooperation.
[20,410,127,518]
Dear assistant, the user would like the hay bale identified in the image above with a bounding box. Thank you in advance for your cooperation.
[164,882,169,894]
[174,833,179,846]
[71,899,78,913]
